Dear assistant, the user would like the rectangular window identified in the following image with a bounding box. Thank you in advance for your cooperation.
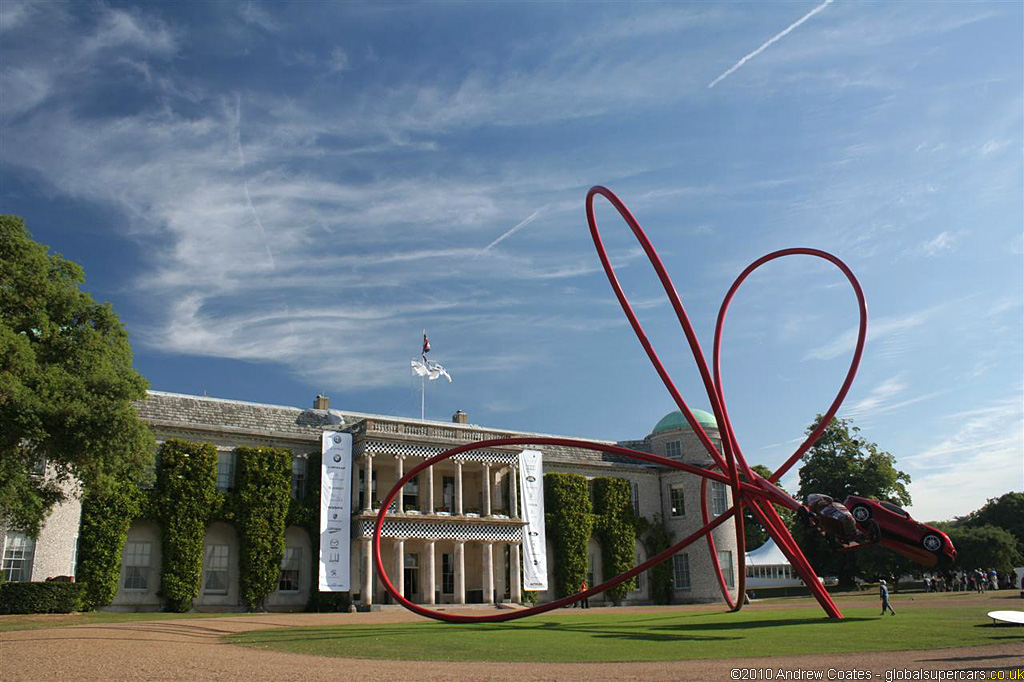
[711,481,728,516]
[2,533,35,582]
[139,451,158,489]
[216,452,236,493]
[442,553,454,594]
[718,550,734,588]
[123,541,152,591]
[442,476,455,512]
[670,485,686,517]
[291,457,307,499]
[672,553,690,589]
[203,544,230,594]
[587,553,595,588]
[278,547,300,592]
[631,481,640,516]
[403,475,419,511]
[666,441,681,458]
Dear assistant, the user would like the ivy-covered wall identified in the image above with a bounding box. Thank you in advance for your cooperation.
[637,514,674,604]
[235,446,292,611]
[543,473,593,599]
[592,477,638,605]
[154,439,218,612]
[76,482,141,610]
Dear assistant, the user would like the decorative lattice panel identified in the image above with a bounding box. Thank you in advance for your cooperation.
[362,439,520,465]
[356,519,523,543]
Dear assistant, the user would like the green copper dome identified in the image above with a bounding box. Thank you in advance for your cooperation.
[652,409,717,434]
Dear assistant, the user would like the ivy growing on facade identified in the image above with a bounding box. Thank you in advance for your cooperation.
[154,439,219,612]
[592,477,638,605]
[235,446,293,611]
[75,483,141,610]
[543,473,593,599]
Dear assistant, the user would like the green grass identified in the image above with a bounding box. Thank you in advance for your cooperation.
[0,610,257,633]
[224,595,1023,663]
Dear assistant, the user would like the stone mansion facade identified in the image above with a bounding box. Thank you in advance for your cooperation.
[1,391,738,611]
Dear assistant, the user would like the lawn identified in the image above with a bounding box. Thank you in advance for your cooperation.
[0,609,254,633]
[224,592,1023,663]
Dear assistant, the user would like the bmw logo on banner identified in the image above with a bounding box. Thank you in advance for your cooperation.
[319,431,353,592]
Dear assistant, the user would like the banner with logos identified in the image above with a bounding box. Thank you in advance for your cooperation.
[517,449,548,591]
[319,431,353,592]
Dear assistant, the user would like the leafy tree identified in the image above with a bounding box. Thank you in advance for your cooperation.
[956,492,1024,555]
[933,523,1022,576]
[744,464,795,550]
[793,416,912,587]
[0,216,154,537]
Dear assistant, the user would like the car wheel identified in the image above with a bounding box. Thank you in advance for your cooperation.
[922,534,942,552]
[851,504,871,522]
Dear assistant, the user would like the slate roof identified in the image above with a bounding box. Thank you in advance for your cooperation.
[135,391,661,470]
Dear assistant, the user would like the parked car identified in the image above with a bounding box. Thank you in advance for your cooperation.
[842,495,956,567]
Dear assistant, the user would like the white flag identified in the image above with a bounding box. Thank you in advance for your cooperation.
[411,358,452,382]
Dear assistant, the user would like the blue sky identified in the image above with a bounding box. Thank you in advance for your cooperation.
[1,1,1021,522]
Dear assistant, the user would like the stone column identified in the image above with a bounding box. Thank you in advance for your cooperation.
[454,461,464,515]
[425,462,434,514]
[482,542,494,603]
[454,540,465,604]
[395,539,405,599]
[424,540,436,605]
[510,542,522,603]
[395,456,404,514]
[362,539,373,606]
[483,463,492,517]
[363,454,374,512]
[509,466,519,518]
[352,457,361,513]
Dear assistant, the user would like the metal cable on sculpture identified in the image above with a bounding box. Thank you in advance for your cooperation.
[373,185,867,622]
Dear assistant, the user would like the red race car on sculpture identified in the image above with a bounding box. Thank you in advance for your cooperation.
[842,495,956,567]
[800,494,878,550]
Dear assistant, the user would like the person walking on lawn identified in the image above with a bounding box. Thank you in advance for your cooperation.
[879,579,895,616]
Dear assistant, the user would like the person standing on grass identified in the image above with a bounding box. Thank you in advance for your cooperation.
[580,579,590,609]
[879,579,896,616]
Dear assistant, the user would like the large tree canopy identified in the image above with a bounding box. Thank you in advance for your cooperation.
[956,492,1024,554]
[793,416,912,587]
[0,215,153,537]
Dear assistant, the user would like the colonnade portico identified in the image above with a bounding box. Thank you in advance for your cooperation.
[358,537,520,607]
[352,447,524,608]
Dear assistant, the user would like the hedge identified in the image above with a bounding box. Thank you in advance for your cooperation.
[544,473,593,599]
[0,582,86,614]
[154,439,218,612]
[235,446,292,611]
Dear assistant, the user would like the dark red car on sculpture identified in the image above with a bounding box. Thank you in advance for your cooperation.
[842,495,956,567]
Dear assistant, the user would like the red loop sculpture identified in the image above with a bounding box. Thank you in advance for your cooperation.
[374,185,867,622]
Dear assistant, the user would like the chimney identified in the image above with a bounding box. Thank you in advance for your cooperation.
[452,410,468,424]
[313,394,330,410]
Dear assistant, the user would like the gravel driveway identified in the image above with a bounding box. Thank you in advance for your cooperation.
[2,604,1021,681]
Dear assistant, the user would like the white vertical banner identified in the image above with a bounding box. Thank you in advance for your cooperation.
[319,431,353,592]
[518,449,548,591]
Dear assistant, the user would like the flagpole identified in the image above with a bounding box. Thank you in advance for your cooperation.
[421,328,426,420]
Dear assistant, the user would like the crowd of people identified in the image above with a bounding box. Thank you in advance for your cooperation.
[923,568,1016,593]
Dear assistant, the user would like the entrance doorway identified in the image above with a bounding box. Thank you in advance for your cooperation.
[404,553,419,600]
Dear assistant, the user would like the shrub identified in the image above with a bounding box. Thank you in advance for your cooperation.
[0,582,86,614]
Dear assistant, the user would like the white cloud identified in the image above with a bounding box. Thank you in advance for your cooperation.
[901,395,1023,521]
[919,230,962,256]
[81,8,177,57]
[803,309,934,361]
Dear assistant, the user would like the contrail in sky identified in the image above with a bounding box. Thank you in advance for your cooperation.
[707,0,834,89]
[483,207,544,251]
[234,94,276,269]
